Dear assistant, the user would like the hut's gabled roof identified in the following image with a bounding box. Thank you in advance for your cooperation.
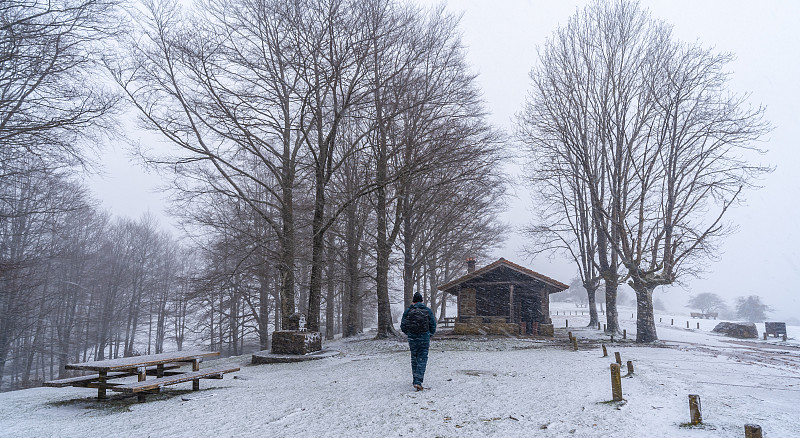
[438,258,569,294]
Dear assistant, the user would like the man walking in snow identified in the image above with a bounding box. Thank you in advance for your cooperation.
[400,292,437,391]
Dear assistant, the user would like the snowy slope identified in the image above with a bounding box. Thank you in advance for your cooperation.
[1,309,798,437]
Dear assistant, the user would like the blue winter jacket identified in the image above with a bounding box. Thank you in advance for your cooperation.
[400,303,437,340]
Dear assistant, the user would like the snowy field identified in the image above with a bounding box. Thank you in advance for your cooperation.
[1,304,799,437]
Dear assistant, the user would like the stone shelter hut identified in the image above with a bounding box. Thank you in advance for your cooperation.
[438,258,568,336]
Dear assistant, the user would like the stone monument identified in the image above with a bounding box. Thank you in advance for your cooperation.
[270,313,322,355]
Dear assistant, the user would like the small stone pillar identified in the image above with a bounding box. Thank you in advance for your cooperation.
[272,313,322,355]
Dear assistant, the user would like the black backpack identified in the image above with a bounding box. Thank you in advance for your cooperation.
[406,306,430,334]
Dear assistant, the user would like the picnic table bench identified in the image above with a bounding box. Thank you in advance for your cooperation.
[44,350,239,401]
[440,317,456,328]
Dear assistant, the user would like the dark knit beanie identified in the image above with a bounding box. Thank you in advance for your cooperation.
[412,292,423,303]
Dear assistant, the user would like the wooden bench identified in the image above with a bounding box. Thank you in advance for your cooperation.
[44,364,181,388]
[690,312,718,319]
[113,365,240,394]
[765,322,787,337]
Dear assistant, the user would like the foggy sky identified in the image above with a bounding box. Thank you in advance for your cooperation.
[88,0,800,320]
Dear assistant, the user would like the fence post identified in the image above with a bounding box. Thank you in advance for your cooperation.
[614,351,622,366]
[687,321,690,328]
[623,329,627,340]
[688,394,702,425]
[602,344,608,357]
[744,424,763,438]
[572,337,578,351]
[598,322,602,330]
[610,363,623,401]
[626,360,634,375]
[671,319,674,325]
[697,322,700,329]
[566,319,569,328]
[568,331,573,342]
[763,332,767,340]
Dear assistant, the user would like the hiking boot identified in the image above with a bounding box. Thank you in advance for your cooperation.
[414,384,423,391]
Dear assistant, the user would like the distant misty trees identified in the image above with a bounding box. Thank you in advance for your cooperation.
[735,295,772,323]
[687,293,728,316]
[518,0,770,342]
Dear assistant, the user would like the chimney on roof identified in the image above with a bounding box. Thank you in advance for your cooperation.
[466,257,476,273]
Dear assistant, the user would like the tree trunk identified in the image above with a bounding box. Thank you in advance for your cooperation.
[632,282,658,343]
[585,283,599,327]
[603,272,620,334]
[325,235,336,340]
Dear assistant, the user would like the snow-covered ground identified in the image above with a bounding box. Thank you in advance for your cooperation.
[1,304,798,437]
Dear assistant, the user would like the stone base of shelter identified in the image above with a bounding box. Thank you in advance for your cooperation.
[453,322,519,336]
[271,330,322,355]
[452,321,554,337]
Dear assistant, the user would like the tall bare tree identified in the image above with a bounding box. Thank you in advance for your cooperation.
[519,0,769,342]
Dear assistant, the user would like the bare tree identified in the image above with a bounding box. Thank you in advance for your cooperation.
[519,0,769,342]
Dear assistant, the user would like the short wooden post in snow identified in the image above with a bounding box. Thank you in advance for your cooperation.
[568,331,573,342]
[566,319,569,328]
[763,332,768,340]
[744,424,763,438]
[671,319,674,325]
[598,321,602,330]
[603,324,607,331]
[688,394,702,425]
[623,329,627,339]
[137,367,147,403]
[614,351,622,366]
[626,360,634,375]
[697,322,700,329]
[610,363,623,401]
[602,344,608,357]
[572,337,578,351]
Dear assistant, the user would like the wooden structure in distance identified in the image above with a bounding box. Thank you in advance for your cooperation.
[438,258,568,336]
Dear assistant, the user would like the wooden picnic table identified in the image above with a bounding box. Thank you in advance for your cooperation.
[46,350,238,401]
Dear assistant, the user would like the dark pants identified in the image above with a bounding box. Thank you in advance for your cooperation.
[408,336,430,385]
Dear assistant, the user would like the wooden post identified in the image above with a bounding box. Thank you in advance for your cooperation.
[659,318,662,322]
[156,364,165,378]
[688,394,702,425]
[687,321,690,328]
[610,363,623,401]
[626,360,634,375]
[623,329,627,339]
[671,319,674,325]
[572,337,578,351]
[614,351,622,365]
[192,358,200,391]
[744,424,763,438]
[603,324,607,331]
[602,344,608,357]
[138,367,147,403]
[631,313,634,319]
[697,322,700,329]
[598,322,601,330]
[783,333,787,341]
[568,331,573,342]
[763,332,767,340]
[97,370,107,400]
[566,319,569,328]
